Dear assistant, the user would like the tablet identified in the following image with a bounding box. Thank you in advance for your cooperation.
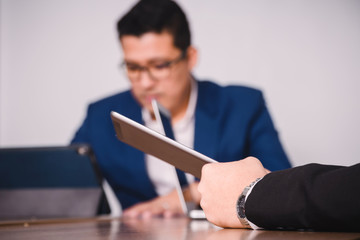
[110,111,217,179]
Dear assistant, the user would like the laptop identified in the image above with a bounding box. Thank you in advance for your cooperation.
[0,144,110,221]
[151,100,206,219]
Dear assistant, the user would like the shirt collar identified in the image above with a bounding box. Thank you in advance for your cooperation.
[174,79,197,131]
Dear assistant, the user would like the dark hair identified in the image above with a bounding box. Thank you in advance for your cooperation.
[117,0,191,52]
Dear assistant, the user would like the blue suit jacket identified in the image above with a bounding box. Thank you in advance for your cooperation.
[72,81,291,209]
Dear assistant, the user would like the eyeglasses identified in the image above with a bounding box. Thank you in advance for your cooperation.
[121,51,186,82]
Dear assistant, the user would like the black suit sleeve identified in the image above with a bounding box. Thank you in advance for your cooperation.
[245,163,360,232]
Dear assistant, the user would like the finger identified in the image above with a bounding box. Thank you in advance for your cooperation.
[141,210,158,219]
[137,202,169,218]
[163,209,184,218]
[123,202,150,218]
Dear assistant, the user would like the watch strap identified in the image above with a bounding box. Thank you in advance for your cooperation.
[236,178,262,227]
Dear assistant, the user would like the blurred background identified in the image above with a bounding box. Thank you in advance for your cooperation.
[1,0,359,167]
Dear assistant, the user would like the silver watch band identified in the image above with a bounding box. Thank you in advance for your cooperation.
[236,178,262,227]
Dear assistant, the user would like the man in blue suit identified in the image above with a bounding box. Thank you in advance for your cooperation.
[72,0,291,218]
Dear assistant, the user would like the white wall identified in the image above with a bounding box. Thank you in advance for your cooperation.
[1,0,359,167]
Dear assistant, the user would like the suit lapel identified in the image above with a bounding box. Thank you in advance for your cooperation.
[117,92,143,124]
[193,82,219,160]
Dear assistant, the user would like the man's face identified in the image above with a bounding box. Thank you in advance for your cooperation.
[120,32,196,122]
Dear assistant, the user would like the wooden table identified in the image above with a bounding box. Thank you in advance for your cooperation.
[0,217,359,240]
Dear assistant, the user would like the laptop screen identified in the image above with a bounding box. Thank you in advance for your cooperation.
[0,144,108,220]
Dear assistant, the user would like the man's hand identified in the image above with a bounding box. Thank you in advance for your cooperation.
[198,157,268,228]
[123,182,200,219]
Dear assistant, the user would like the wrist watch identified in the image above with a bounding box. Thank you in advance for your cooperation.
[236,178,262,227]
